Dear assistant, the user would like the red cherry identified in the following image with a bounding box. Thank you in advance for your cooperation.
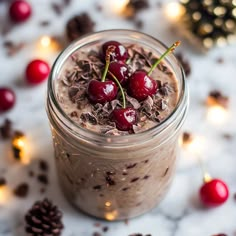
[25,59,50,85]
[128,70,158,101]
[87,80,118,104]
[110,107,137,131]
[101,41,129,62]
[9,0,31,23]
[107,61,130,85]
[199,179,229,207]
[0,87,16,112]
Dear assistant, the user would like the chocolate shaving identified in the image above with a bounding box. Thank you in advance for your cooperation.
[126,93,140,109]
[80,112,98,125]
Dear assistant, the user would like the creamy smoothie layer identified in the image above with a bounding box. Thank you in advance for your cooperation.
[49,38,184,220]
[55,43,178,135]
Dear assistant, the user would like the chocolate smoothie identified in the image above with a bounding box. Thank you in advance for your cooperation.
[46,30,188,220]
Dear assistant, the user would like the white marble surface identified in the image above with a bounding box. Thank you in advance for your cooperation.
[0,0,236,235]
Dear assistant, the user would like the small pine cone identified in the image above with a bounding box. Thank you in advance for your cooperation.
[25,198,63,236]
[66,12,95,42]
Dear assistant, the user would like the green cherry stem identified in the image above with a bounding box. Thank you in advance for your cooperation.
[147,41,181,76]
[108,71,126,109]
[101,46,116,82]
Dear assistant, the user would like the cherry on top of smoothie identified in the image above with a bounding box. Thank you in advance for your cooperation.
[55,40,179,135]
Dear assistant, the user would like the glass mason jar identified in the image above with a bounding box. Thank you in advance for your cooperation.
[46,30,188,220]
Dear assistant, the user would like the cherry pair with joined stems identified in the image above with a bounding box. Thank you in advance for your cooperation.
[87,40,181,131]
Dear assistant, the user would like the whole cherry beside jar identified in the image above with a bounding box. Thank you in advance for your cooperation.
[0,87,16,112]
[25,59,50,85]
[9,0,32,23]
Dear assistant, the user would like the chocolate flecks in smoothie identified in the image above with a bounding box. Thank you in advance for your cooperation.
[144,160,149,163]
[105,176,116,186]
[122,172,128,176]
[66,153,70,158]
[143,175,150,180]
[93,185,102,190]
[122,187,130,191]
[130,177,140,183]
[106,171,115,176]
[163,167,169,177]
[70,111,78,117]
[99,193,104,197]
[81,112,98,125]
[136,202,142,206]
[126,163,137,169]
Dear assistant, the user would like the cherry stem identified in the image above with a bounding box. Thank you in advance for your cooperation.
[101,46,116,82]
[147,41,181,76]
[108,71,126,109]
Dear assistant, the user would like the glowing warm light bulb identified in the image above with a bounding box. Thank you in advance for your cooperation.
[0,186,11,204]
[105,201,112,207]
[40,36,52,48]
[165,2,186,21]
[207,106,228,124]
[12,132,30,164]
[105,0,129,15]
[105,210,118,221]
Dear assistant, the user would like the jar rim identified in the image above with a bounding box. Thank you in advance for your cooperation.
[47,29,188,145]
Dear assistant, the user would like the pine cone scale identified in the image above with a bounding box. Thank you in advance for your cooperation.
[25,198,63,236]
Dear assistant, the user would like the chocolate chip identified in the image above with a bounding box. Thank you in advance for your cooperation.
[0,177,6,186]
[130,177,139,183]
[51,3,63,15]
[37,174,49,185]
[163,168,169,177]
[106,171,115,176]
[93,232,102,236]
[14,183,29,198]
[0,119,13,139]
[122,187,130,191]
[39,160,49,172]
[135,19,143,29]
[93,185,102,190]
[66,13,95,41]
[102,226,109,232]
[143,175,149,179]
[70,111,78,117]
[144,160,149,163]
[126,163,137,169]
[182,132,193,145]
[39,20,50,26]
[207,90,229,108]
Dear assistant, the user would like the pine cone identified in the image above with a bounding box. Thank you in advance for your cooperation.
[66,13,95,42]
[25,198,63,236]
